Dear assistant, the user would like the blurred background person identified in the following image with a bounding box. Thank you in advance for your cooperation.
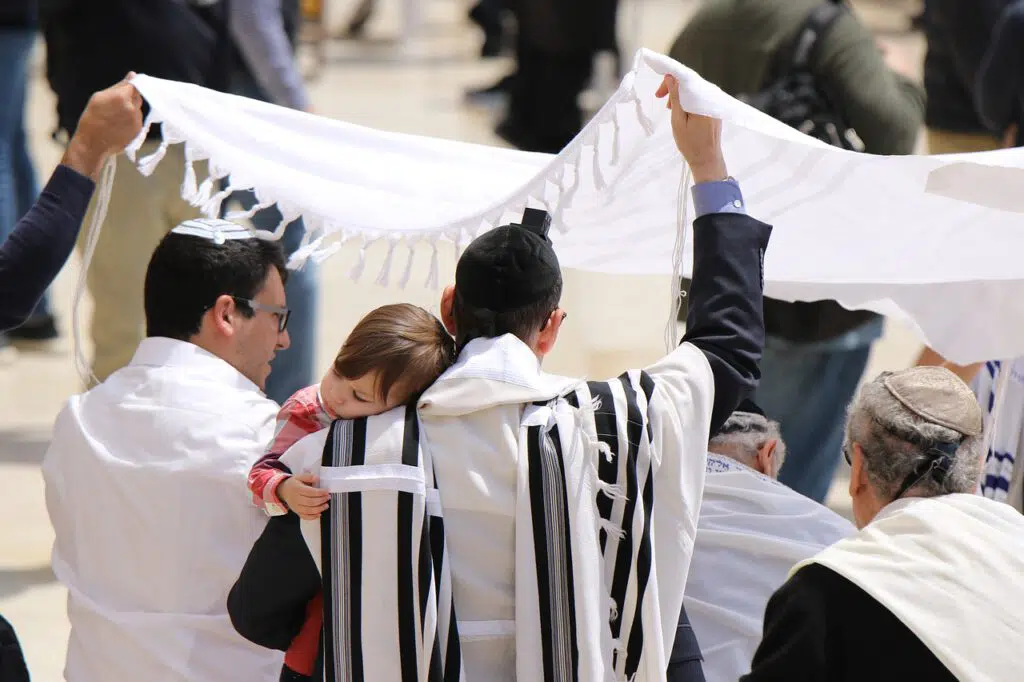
[920,0,1009,154]
[0,0,48,351]
[41,0,232,387]
[911,0,1011,382]
[494,0,619,153]
[226,0,318,402]
[976,0,1024,149]
[669,0,924,503]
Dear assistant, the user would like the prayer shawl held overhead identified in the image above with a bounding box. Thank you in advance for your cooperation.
[279,332,716,682]
[122,49,1024,366]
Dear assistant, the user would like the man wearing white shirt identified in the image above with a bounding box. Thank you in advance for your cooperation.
[684,400,854,682]
[42,218,291,682]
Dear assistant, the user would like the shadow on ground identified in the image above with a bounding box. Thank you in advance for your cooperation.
[0,565,55,600]
[0,428,50,466]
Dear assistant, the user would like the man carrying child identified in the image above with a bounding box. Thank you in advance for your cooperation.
[228,76,773,682]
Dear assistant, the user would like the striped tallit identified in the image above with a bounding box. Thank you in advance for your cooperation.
[319,407,463,682]
[317,366,680,682]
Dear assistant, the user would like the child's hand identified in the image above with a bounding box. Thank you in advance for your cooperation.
[278,473,330,520]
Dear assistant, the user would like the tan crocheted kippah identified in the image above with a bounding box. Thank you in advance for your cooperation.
[882,366,983,437]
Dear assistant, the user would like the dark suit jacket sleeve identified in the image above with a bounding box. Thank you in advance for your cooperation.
[227,512,321,651]
[741,566,829,682]
[681,212,772,434]
[0,165,94,331]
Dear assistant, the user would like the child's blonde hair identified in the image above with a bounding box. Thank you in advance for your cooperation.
[333,304,456,403]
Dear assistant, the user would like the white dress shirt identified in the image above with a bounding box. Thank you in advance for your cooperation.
[42,338,284,682]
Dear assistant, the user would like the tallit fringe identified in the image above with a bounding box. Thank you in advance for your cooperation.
[120,62,662,286]
[664,164,693,352]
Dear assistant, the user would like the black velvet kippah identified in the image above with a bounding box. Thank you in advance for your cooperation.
[455,209,561,313]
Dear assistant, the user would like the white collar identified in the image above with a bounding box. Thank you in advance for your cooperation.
[128,337,263,394]
[418,334,582,417]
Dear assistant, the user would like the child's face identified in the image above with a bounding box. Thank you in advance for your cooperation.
[320,370,404,419]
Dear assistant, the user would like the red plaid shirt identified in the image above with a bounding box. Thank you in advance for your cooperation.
[248,384,335,516]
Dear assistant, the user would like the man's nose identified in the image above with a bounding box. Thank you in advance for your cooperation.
[277,329,291,351]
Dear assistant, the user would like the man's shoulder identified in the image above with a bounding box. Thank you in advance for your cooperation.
[92,368,279,434]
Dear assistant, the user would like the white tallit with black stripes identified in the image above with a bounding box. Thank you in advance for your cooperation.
[280,333,715,682]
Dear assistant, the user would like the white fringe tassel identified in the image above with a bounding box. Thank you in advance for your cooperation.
[72,157,118,387]
[664,164,692,352]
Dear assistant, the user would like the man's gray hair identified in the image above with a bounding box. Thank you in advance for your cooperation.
[709,411,786,470]
[845,373,984,501]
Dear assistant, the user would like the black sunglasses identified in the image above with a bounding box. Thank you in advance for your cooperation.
[843,444,852,466]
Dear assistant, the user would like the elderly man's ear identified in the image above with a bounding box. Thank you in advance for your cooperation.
[756,439,779,478]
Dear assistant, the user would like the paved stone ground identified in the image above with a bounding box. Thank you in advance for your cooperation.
[0,1,925,678]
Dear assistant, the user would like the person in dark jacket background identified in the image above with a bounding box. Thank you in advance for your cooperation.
[976,1,1024,149]
[0,1,51,347]
[670,0,924,503]
[40,0,232,387]
[921,0,1010,154]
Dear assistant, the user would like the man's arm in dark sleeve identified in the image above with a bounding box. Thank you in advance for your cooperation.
[0,165,94,331]
[741,566,830,682]
[228,512,321,650]
[975,3,1024,136]
[681,179,771,434]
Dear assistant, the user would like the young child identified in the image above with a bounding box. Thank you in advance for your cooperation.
[248,303,457,519]
[247,303,456,681]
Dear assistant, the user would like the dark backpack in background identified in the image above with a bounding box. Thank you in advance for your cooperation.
[741,1,865,152]
[737,1,879,344]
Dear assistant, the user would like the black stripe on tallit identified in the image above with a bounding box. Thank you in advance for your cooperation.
[398,405,420,682]
[623,370,656,676]
[548,423,580,682]
[320,422,340,682]
[638,371,655,441]
[444,601,462,682]
[429,510,445,596]
[565,393,579,409]
[527,424,558,682]
[528,421,579,682]
[625,463,655,677]
[603,378,641,644]
[348,419,367,682]
[428,623,444,682]
[586,381,620,553]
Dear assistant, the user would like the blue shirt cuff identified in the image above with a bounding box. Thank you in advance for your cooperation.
[691,177,747,218]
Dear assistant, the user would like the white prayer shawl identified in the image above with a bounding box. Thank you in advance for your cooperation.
[41,338,283,682]
[280,334,715,682]
[792,494,1024,682]
[684,455,854,682]
[973,359,1024,511]
[121,49,1024,365]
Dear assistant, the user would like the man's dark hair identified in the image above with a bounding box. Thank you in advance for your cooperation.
[144,232,288,341]
[451,279,562,350]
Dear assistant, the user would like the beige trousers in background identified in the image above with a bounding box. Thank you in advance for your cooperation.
[79,143,203,384]
[925,128,1001,155]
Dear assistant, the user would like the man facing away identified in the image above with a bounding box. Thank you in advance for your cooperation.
[43,218,292,681]
[669,0,925,503]
[743,367,1024,681]
[227,77,772,682]
[683,401,854,682]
